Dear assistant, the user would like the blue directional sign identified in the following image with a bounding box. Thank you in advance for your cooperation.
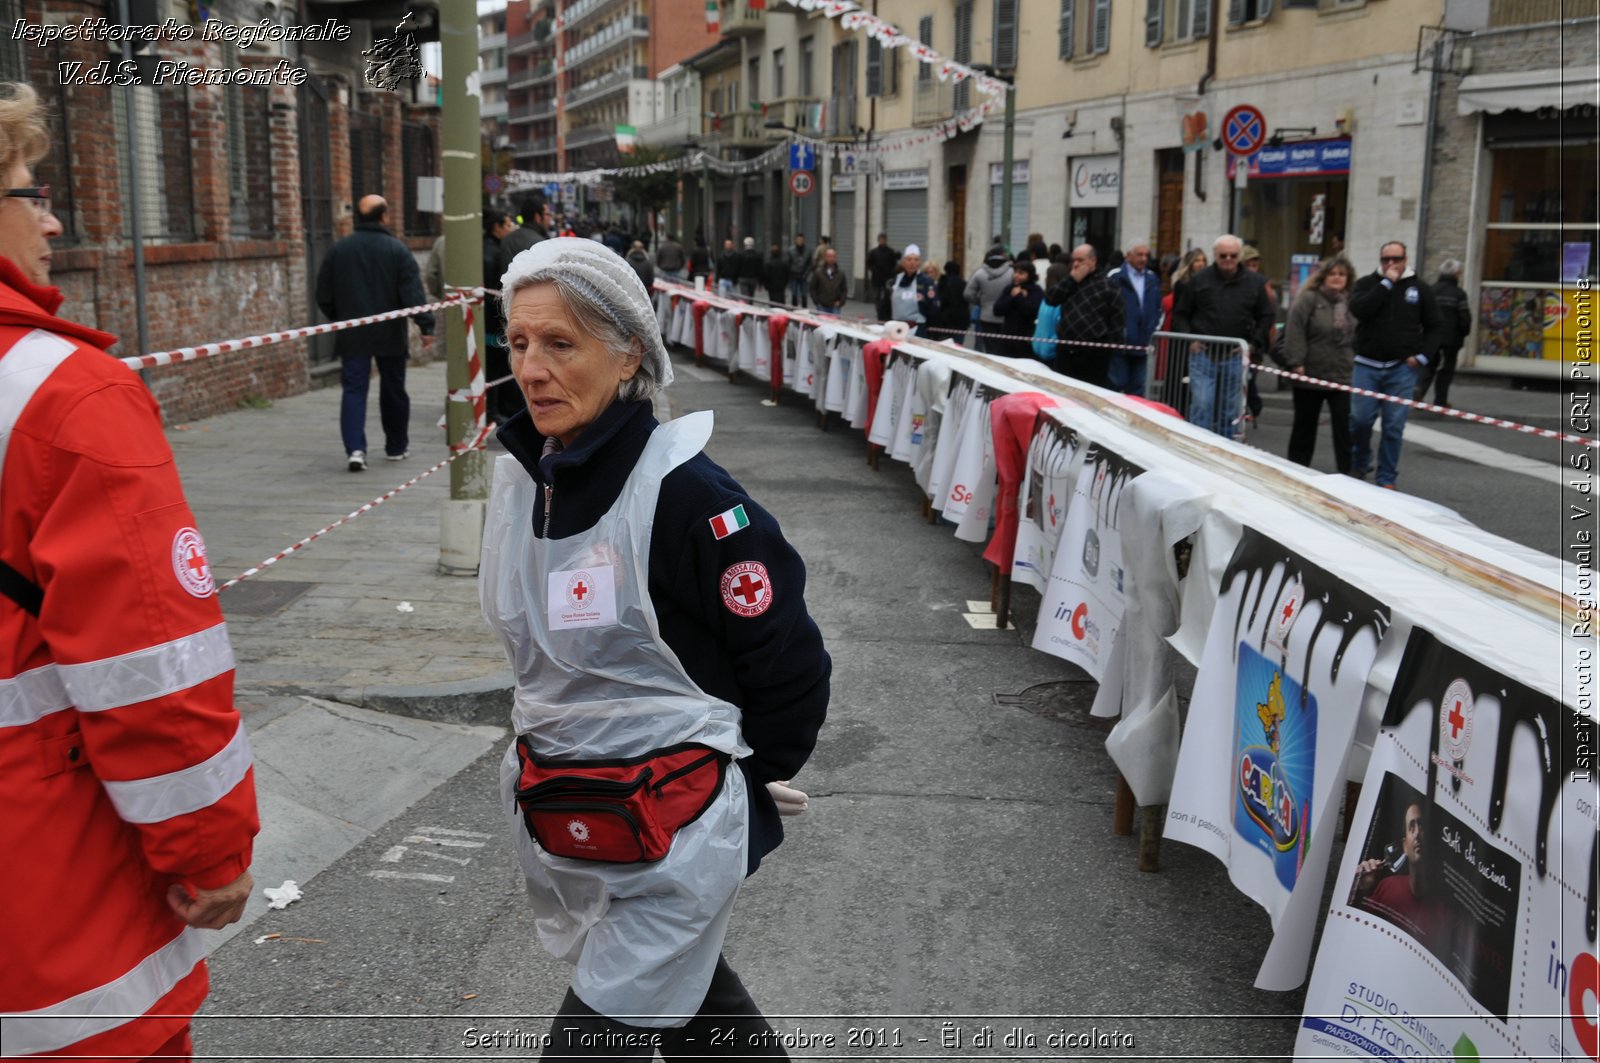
[789,142,815,172]
[1222,104,1267,156]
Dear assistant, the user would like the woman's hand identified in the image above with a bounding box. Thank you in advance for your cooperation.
[766,780,809,816]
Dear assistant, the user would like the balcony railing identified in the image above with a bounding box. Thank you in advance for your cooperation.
[565,124,616,150]
[721,0,764,36]
[564,63,647,109]
[762,97,825,139]
[481,98,508,119]
[711,110,770,149]
[508,105,559,126]
[562,15,648,68]
[510,135,558,156]
[480,65,506,86]
[559,0,627,36]
[912,79,953,126]
[507,60,556,90]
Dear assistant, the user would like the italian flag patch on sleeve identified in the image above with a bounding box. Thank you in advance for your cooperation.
[708,504,750,540]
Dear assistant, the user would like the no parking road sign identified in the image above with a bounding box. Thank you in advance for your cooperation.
[788,170,815,197]
[1222,104,1267,156]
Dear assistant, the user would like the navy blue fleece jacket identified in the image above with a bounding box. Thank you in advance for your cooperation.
[497,399,830,873]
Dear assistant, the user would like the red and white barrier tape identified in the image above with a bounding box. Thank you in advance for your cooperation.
[925,324,1149,352]
[1253,363,1596,449]
[123,293,482,372]
[218,424,493,593]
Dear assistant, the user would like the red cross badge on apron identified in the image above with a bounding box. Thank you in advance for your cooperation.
[720,561,772,618]
[171,527,216,598]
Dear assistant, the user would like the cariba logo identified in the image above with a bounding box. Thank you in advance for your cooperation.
[1238,748,1301,852]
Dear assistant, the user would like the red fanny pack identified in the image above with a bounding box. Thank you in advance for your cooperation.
[513,738,730,863]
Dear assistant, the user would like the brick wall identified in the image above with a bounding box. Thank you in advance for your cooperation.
[647,0,718,78]
[27,0,312,424]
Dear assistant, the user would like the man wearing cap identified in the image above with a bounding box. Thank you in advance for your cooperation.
[886,243,938,337]
[316,194,434,471]
[486,237,829,1054]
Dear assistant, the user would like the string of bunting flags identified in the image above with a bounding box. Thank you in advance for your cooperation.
[505,0,1008,191]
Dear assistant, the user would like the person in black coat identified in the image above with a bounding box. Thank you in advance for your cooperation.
[1348,240,1443,487]
[1413,258,1472,407]
[1046,245,1126,385]
[763,244,791,304]
[992,260,1045,359]
[689,236,713,283]
[935,260,970,338]
[315,195,434,469]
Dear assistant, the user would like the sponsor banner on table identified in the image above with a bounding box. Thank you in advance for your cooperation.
[1031,440,1143,681]
[1165,528,1392,988]
[1012,412,1082,592]
[1297,626,1598,1061]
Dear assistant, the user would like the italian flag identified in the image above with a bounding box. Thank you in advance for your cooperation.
[708,504,749,540]
[706,0,718,31]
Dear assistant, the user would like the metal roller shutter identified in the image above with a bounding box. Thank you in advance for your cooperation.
[989,184,1030,252]
[884,189,928,256]
[830,191,856,282]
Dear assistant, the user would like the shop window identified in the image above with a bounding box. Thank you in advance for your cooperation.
[1477,139,1597,362]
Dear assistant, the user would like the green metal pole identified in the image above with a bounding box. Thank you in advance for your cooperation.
[999,79,1015,254]
[438,0,488,574]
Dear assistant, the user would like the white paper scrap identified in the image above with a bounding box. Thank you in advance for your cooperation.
[397,601,415,613]
[263,880,303,909]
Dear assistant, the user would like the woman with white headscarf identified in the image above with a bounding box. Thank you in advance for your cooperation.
[482,238,830,1057]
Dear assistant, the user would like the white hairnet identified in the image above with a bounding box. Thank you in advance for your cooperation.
[499,237,674,392]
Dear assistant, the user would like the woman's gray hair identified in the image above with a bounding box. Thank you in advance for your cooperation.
[503,274,661,403]
[1437,257,1463,280]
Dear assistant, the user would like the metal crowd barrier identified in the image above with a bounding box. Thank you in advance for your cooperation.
[1149,331,1252,441]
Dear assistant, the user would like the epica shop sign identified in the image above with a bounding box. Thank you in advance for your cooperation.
[1069,154,1120,209]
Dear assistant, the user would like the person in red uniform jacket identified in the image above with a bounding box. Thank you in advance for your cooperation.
[0,83,259,1060]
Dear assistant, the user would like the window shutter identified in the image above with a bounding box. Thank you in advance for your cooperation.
[1059,0,1075,59]
[884,44,898,95]
[1144,0,1162,46]
[866,38,882,96]
[1092,0,1111,53]
[1227,0,1245,23]
[1192,0,1211,37]
[994,0,1018,70]
[1259,0,1274,17]
[918,14,933,81]
[954,1,973,110]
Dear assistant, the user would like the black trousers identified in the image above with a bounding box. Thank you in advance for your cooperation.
[544,955,788,1061]
[1413,346,1459,405]
[1287,385,1351,473]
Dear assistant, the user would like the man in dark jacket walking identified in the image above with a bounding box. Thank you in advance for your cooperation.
[1174,234,1275,435]
[1108,243,1162,395]
[1349,240,1443,488]
[808,247,848,314]
[785,234,812,308]
[737,236,765,298]
[715,238,740,296]
[495,193,552,283]
[1044,244,1125,387]
[866,233,900,320]
[316,194,433,471]
[1413,257,1471,407]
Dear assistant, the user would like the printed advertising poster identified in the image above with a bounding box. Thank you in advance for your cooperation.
[1030,441,1143,681]
[1012,414,1082,592]
[1297,627,1598,1062]
[1165,529,1391,988]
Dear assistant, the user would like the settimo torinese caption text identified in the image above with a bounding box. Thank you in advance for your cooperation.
[13,17,348,86]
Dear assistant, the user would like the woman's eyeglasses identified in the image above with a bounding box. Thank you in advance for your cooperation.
[4,186,52,215]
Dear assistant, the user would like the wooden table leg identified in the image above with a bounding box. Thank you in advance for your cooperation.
[1113,774,1135,836]
[1339,782,1362,842]
[996,573,1012,630]
[1138,804,1166,872]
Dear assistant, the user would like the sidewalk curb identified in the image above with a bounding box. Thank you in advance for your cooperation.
[250,672,514,728]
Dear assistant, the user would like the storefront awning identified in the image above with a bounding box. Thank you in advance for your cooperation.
[1457,68,1600,115]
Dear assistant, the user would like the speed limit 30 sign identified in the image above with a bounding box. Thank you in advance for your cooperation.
[788,170,815,197]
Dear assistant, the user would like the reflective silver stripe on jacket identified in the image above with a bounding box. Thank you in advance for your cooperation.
[0,927,204,1056]
[102,720,252,823]
[56,623,234,713]
[0,661,71,729]
[0,328,77,486]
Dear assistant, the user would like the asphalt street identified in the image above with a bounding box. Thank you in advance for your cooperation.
[199,348,1314,1062]
[191,316,1573,1062]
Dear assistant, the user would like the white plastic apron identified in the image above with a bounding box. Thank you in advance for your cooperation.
[888,277,923,323]
[481,412,751,1027]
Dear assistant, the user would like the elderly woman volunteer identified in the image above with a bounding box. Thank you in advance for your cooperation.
[481,238,830,1057]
